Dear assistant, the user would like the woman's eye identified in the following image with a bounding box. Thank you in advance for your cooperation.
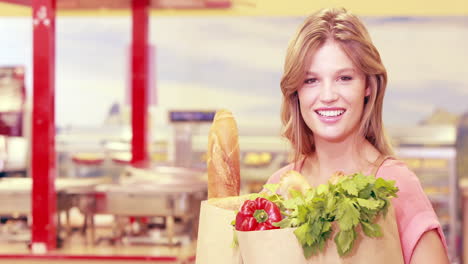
[304,78,317,84]
[339,76,353,81]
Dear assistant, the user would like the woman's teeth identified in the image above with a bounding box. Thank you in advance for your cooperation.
[316,110,345,117]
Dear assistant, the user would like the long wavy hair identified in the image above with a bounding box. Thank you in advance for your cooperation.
[280,7,394,162]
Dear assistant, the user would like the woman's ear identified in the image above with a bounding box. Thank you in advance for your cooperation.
[365,85,371,97]
[364,85,371,104]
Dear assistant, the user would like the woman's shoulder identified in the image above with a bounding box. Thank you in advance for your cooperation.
[377,157,436,223]
[376,158,429,199]
[266,163,296,184]
[376,158,420,185]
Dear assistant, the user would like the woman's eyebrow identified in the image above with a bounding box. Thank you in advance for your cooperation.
[305,68,356,75]
[336,68,356,74]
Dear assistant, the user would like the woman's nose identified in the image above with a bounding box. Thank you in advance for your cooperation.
[319,81,338,103]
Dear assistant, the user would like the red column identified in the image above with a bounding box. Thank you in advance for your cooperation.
[131,0,150,168]
[31,0,56,252]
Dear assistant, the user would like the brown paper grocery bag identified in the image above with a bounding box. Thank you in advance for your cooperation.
[237,205,403,264]
[195,200,243,264]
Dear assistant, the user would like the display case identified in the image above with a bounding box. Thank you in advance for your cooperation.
[391,125,459,263]
[0,66,27,175]
[0,66,25,137]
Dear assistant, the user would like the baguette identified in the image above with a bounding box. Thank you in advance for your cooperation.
[207,109,241,198]
[207,194,250,211]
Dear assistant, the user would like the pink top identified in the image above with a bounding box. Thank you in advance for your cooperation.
[266,158,448,264]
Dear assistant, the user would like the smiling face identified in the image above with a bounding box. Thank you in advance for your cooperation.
[298,40,370,143]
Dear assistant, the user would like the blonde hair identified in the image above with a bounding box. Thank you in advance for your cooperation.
[280,7,393,162]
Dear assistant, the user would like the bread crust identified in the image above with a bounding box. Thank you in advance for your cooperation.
[207,110,241,198]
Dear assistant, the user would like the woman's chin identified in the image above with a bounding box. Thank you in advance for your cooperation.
[314,130,349,143]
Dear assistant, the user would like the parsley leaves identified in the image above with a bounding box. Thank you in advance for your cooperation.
[274,172,398,258]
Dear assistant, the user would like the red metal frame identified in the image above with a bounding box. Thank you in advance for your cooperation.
[0,254,178,261]
[31,0,57,251]
[0,0,231,9]
[204,1,231,8]
[0,0,31,6]
[131,0,150,168]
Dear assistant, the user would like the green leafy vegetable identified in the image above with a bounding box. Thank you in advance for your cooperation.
[361,221,383,238]
[263,183,280,194]
[334,229,357,256]
[262,172,398,258]
[340,179,359,196]
[335,197,360,231]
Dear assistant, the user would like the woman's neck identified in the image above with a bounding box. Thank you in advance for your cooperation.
[302,134,380,186]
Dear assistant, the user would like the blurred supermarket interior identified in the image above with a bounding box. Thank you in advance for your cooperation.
[0,0,467,263]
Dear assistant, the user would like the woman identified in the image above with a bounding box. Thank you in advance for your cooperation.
[267,8,449,264]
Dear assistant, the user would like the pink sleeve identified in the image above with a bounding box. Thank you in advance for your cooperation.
[265,163,295,184]
[377,159,448,264]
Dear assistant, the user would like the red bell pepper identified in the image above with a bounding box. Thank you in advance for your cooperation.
[235,197,282,231]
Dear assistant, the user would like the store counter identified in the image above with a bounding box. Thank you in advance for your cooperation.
[0,177,112,243]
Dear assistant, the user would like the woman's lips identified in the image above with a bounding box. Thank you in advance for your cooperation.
[314,108,346,124]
